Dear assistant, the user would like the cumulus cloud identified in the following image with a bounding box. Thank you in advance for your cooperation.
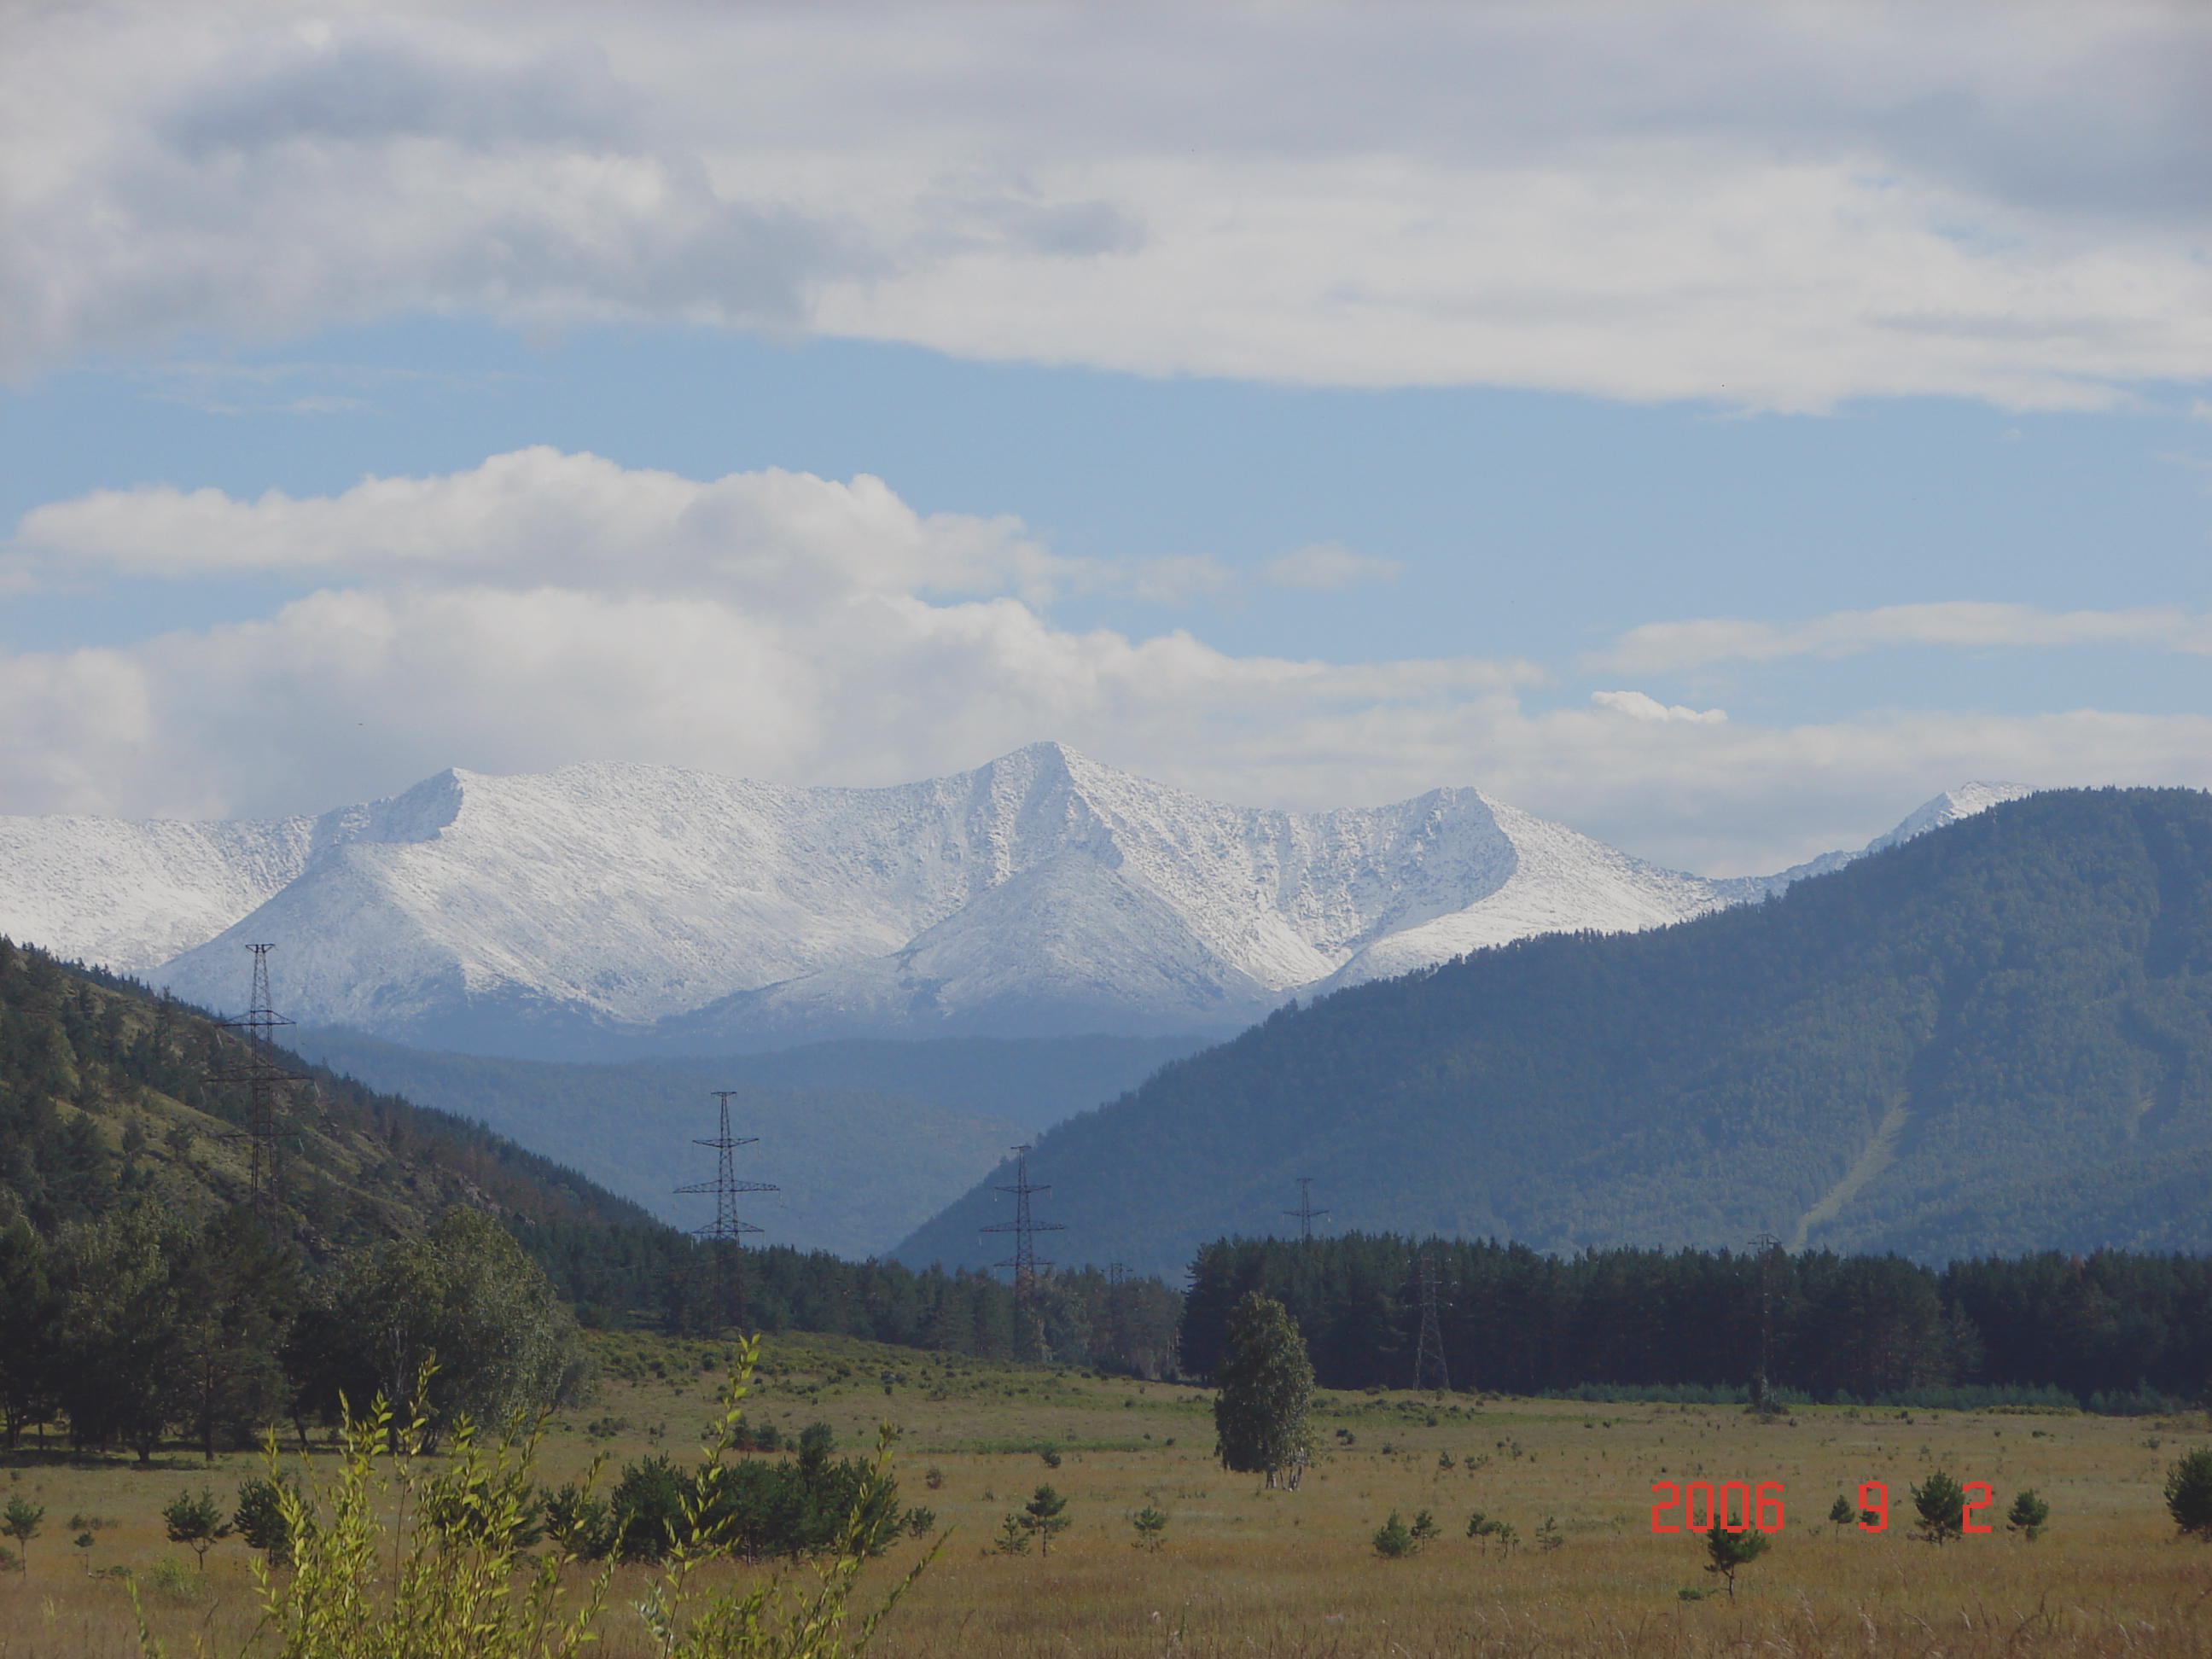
[5,4,2210,405]
[5,449,2210,876]
[1590,690,1727,725]
[1595,602,2212,673]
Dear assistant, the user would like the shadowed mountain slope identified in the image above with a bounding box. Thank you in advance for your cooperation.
[895,789,2212,1277]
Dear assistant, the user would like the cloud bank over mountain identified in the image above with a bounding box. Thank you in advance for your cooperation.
[7,3,2208,407]
[8,448,2209,876]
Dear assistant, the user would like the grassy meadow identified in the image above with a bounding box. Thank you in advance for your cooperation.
[3,1328,2209,1658]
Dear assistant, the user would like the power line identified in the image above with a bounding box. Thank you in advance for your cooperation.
[1411,1247,1451,1393]
[1285,1177,1328,1241]
[210,943,307,1225]
[981,1144,1063,1300]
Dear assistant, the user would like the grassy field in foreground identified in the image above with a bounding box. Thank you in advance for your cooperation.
[3,1328,2209,1658]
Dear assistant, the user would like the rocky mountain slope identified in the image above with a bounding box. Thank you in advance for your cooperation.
[0,744,2027,1056]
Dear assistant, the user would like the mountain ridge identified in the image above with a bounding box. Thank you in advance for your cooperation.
[0,744,2028,1056]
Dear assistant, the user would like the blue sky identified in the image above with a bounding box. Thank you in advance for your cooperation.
[3,3,2208,873]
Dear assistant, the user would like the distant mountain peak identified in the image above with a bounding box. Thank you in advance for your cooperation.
[0,749,2042,1057]
[1869,782,2035,853]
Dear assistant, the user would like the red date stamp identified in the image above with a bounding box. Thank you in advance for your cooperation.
[1650,1479,2002,1534]
[1650,1480,1786,1534]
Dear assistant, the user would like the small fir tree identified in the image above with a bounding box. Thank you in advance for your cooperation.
[2166,1447,2212,1540]
[161,1487,232,1571]
[1,1498,42,1575]
[2005,1489,2051,1541]
[1910,1470,1967,1545]
[1372,1511,1415,1558]
[1827,1494,1857,1534]
[993,1513,1030,1555]
[1410,1510,1441,1549]
[1131,1505,1168,1551]
[1021,1485,1070,1556]
[1702,1522,1770,1598]
[234,1474,300,1567]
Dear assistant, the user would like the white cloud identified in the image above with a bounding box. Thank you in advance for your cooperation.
[1590,690,1727,725]
[5,449,2209,877]
[5,4,2210,405]
[1264,543,1402,591]
[1596,602,2212,673]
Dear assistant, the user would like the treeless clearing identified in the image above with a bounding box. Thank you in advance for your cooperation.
[4,1330,2207,1657]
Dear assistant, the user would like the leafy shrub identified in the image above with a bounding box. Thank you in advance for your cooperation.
[131,1342,936,1659]
[144,1554,205,1604]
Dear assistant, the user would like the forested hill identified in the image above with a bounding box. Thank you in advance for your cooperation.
[896,788,2212,1278]
[0,935,658,1248]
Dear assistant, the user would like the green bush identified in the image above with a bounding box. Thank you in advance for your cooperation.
[2006,1489,2051,1541]
[232,1476,300,1568]
[131,1342,937,1659]
[1372,1512,1415,1558]
[2167,1447,2212,1540]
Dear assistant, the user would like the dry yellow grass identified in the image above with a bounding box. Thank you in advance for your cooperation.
[3,1330,2208,1658]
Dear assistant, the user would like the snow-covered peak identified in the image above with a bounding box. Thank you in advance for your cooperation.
[0,754,2046,1054]
[1866,783,2034,854]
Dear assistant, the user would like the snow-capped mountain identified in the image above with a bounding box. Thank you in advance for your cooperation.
[0,746,2031,1055]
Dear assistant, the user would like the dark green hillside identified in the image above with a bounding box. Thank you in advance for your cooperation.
[896,789,2212,1277]
[0,936,656,1248]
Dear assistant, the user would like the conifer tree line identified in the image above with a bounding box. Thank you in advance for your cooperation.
[1180,1234,2212,1408]
[0,1203,591,1457]
[519,1220,1183,1375]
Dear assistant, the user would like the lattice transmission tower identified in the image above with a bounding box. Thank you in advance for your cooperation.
[211,943,307,1225]
[676,1091,779,1243]
[1285,1177,1329,1241]
[1411,1248,1451,1393]
[981,1144,1063,1299]
[675,1092,779,1332]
